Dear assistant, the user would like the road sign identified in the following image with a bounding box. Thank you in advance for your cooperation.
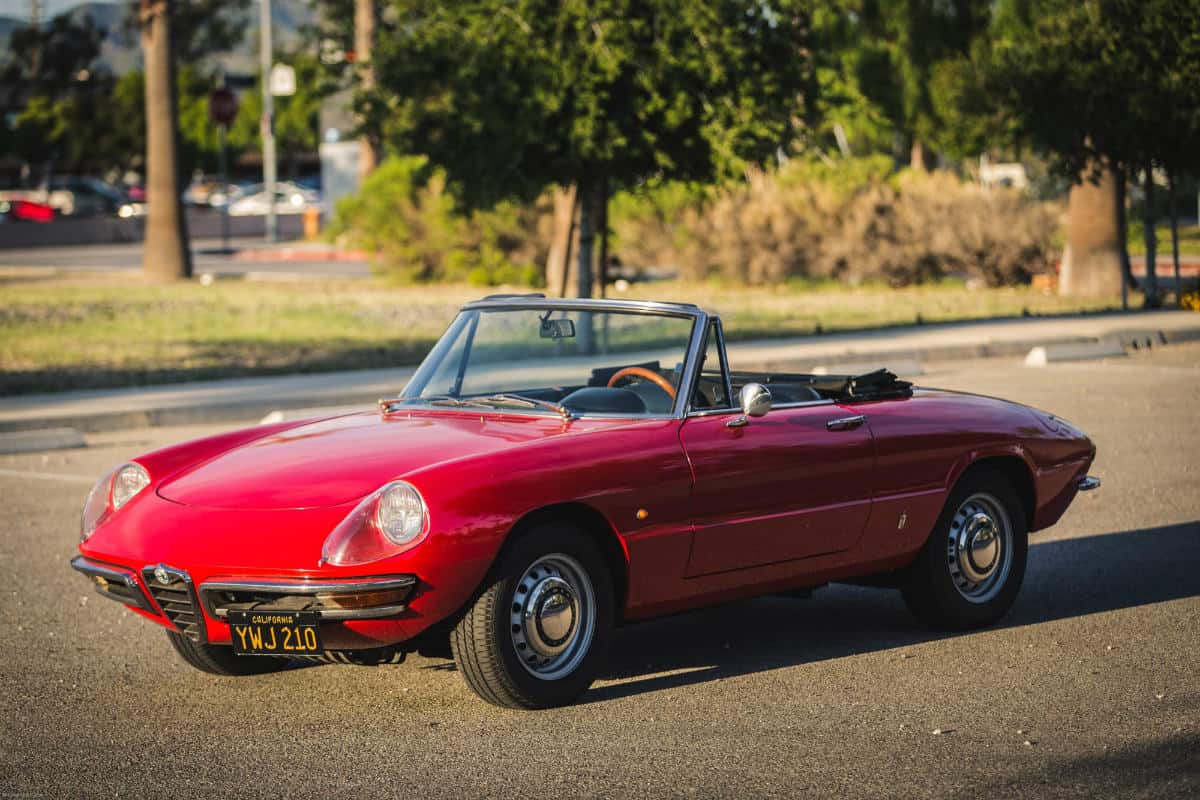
[208,87,238,127]
[270,63,296,97]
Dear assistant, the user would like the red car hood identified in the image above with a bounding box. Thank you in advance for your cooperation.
[157,410,615,511]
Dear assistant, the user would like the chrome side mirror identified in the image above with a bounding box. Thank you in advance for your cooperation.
[727,383,771,428]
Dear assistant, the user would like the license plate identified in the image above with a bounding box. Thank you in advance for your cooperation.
[227,609,322,656]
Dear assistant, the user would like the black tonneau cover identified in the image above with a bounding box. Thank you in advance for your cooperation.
[729,368,913,403]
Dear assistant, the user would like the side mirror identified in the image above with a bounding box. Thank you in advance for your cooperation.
[727,382,771,428]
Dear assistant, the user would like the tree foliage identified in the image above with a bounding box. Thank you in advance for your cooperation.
[988,0,1200,181]
[364,0,816,209]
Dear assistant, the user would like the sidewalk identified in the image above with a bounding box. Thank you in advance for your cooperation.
[1,309,1197,434]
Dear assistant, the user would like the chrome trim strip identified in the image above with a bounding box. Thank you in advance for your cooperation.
[70,555,156,614]
[687,398,836,418]
[1076,475,1101,492]
[202,576,417,595]
[462,297,703,317]
[670,311,710,417]
[717,320,735,413]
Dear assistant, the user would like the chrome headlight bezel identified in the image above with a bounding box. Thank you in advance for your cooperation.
[80,462,150,541]
[321,480,430,567]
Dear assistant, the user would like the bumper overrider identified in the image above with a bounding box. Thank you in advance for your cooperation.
[71,555,417,645]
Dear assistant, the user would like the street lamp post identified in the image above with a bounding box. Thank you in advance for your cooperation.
[260,0,277,243]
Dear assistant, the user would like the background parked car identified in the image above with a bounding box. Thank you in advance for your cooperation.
[227,181,320,216]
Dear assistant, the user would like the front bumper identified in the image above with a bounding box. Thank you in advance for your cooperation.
[199,575,417,621]
[71,555,418,646]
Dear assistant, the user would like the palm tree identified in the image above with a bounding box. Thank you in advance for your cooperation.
[354,0,380,178]
[140,0,192,281]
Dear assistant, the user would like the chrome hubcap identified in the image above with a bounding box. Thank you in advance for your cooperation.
[947,494,1012,603]
[510,554,595,680]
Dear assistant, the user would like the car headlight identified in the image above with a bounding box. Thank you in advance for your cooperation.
[321,481,429,567]
[81,462,150,541]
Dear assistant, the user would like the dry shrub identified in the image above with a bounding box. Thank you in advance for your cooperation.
[612,163,1057,287]
[823,172,1056,286]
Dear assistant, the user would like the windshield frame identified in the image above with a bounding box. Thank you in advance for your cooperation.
[399,298,712,420]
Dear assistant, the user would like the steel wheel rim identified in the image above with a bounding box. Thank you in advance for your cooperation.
[509,553,595,681]
[946,492,1013,604]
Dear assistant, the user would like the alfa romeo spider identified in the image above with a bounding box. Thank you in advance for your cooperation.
[72,296,1099,708]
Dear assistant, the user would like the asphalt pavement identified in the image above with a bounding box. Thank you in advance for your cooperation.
[1,344,1198,798]
[0,237,370,278]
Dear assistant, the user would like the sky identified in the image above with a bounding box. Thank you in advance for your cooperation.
[0,0,110,20]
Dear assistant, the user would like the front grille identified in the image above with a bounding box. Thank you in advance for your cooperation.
[143,565,205,643]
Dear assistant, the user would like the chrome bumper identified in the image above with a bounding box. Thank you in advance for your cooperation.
[1077,475,1101,492]
[199,575,418,621]
[71,555,157,614]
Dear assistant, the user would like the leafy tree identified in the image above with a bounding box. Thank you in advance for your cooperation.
[363,0,815,297]
[853,0,992,168]
[0,12,114,171]
[988,0,1200,302]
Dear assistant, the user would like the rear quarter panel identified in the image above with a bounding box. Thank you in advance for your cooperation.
[852,389,1090,563]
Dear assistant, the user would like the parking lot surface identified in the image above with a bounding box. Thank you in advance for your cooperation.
[1,344,1197,798]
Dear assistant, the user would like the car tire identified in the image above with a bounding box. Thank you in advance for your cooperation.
[900,469,1028,630]
[166,631,291,676]
[451,523,614,709]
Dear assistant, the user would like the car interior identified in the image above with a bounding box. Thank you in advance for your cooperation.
[498,363,912,417]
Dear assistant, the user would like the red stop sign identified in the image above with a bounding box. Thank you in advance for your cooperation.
[209,87,238,127]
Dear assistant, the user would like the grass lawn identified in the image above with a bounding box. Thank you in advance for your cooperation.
[1,274,1130,395]
[1126,222,1200,257]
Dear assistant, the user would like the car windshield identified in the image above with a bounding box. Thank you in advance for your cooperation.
[398,306,698,417]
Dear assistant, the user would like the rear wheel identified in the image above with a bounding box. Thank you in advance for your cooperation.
[166,631,290,676]
[451,523,614,709]
[901,470,1028,630]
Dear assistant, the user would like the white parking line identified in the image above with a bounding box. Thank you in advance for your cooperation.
[0,468,97,485]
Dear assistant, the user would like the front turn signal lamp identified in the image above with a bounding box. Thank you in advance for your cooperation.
[320,481,429,567]
[81,462,151,541]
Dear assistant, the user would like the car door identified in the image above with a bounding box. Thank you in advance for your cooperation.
[680,401,875,576]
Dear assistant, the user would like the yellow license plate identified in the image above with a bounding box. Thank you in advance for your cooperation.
[227,610,322,656]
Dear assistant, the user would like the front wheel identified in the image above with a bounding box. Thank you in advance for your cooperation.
[451,523,614,709]
[166,631,291,676]
[901,471,1028,630]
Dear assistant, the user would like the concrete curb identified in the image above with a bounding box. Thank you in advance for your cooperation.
[1024,340,1126,366]
[0,427,86,454]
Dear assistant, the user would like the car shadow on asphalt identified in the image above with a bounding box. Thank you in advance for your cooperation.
[584,520,1200,704]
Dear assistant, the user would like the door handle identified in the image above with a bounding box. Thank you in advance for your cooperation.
[826,415,866,431]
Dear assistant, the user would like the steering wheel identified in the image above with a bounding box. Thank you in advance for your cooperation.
[606,367,677,400]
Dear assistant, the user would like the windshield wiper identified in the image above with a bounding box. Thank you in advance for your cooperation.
[474,393,576,421]
[381,393,575,421]
[378,395,463,413]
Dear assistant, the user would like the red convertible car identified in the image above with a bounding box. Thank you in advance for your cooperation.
[73,296,1099,708]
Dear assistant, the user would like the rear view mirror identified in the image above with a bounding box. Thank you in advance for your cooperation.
[726,383,771,428]
[540,318,576,340]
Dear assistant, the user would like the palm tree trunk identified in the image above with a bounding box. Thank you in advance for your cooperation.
[140,0,191,281]
[354,0,380,178]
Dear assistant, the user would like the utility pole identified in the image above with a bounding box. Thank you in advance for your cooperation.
[259,0,277,242]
